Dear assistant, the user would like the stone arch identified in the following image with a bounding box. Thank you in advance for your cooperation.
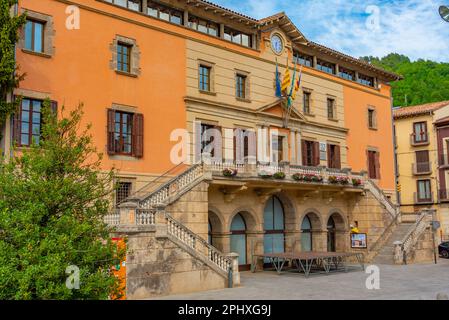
[325,209,349,232]
[228,207,260,232]
[326,209,350,252]
[208,206,225,233]
[270,192,296,231]
[299,208,324,231]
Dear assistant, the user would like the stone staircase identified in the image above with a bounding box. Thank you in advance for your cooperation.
[106,163,239,298]
[373,222,414,264]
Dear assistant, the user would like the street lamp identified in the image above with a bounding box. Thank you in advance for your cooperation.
[440,5,449,22]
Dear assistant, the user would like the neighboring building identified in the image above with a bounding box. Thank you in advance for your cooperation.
[394,101,449,240]
[7,0,436,299]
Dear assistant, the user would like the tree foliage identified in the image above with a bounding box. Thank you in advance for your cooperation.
[360,53,449,107]
[0,102,125,300]
[0,0,26,129]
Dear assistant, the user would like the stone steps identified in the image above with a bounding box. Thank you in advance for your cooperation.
[373,222,415,265]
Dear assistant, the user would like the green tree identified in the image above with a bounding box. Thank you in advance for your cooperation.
[0,102,125,300]
[0,0,26,134]
[360,53,449,107]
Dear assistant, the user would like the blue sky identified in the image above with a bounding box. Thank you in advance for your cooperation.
[212,0,449,62]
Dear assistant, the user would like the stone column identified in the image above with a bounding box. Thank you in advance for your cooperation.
[141,0,148,13]
[226,253,240,286]
[220,24,225,39]
[312,230,328,252]
[214,232,231,253]
[257,125,269,163]
[183,10,189,27]
[290,130,296,164]
[313,56,317,68]
[296,130,302,166]
[247,231,265,269]
[336,230,349,252]
[119,201,138,226]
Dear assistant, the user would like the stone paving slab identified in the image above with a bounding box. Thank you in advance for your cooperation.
[151,259,449,300]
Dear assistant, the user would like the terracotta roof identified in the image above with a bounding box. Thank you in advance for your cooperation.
[393,101,449,119]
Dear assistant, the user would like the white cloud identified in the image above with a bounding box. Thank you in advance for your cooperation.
[213,0,449,62]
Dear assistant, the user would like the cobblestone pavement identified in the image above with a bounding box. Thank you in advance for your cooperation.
[153,259,449,300]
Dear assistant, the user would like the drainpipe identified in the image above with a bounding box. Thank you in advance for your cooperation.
[390,94,400,207]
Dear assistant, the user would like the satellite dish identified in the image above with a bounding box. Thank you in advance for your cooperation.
[440,5,449,22]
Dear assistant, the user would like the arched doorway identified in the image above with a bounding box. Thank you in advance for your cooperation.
[230,213,247,269]
[327,216,336,252]
[263,196,285,256]
[301,215,313,252]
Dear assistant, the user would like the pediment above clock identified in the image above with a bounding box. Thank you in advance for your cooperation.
[256,99,307,123]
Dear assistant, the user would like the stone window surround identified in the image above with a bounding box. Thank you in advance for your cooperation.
[367,105,378,130]
[18,9,55,58]
[108,103,141,161]
[198,60,216,95]
[110,35,141,77]
[326,94,338,122]
[302,88,314,116]
[234,69,251,102]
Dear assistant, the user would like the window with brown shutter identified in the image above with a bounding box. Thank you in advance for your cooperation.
[328,144,341,169]
[106,109,143,158]
[132,113,144,158]
[367,150,380,179]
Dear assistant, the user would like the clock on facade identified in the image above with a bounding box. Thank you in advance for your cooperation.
[271,34,283,55]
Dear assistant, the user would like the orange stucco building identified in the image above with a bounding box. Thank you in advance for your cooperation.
[6,0,418,298]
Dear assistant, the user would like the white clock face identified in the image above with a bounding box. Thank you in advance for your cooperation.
[271,35,283,55]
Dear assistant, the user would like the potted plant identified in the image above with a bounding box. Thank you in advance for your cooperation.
[222,168,238,177]
[352,178,362,187]
[338,176,350,185]
[258,170,273,179]
[273,172,286,180]
[328,175,338,184]
[292,173,302,181]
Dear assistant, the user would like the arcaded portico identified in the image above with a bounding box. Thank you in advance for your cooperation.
[207,183,353,270]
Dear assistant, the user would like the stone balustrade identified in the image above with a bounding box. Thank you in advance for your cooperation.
[207,160,367,188]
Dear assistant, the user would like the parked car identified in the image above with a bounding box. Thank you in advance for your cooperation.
[439,242,449,259]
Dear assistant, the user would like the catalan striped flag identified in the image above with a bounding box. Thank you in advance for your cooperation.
[291,65,303,101]
[281,60,291,94]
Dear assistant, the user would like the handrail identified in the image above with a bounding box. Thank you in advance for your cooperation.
[365,179,398,217]
[368,211,401,255]
[165,212,231,273]
[401,210,431,257]
[125,162,186,202]
[139,163,204,208]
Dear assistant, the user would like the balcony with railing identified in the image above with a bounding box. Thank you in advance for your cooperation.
[410,133,429,146]
[208,160,366,189]
[412,162,432,175]
[414,192,434,204]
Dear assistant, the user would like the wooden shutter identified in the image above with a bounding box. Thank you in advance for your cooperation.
[12,99,21,145]
[334,145,341,169]
[301,140,307,166]
[374,152,381,180]
[132,113,144,158]
[107,109,116,155]
[327,144,332,168]
[313,142,320,166]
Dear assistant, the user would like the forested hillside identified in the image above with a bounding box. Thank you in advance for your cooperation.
[360,54,449,107]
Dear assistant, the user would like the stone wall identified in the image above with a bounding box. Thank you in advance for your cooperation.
[124,226,227,299]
